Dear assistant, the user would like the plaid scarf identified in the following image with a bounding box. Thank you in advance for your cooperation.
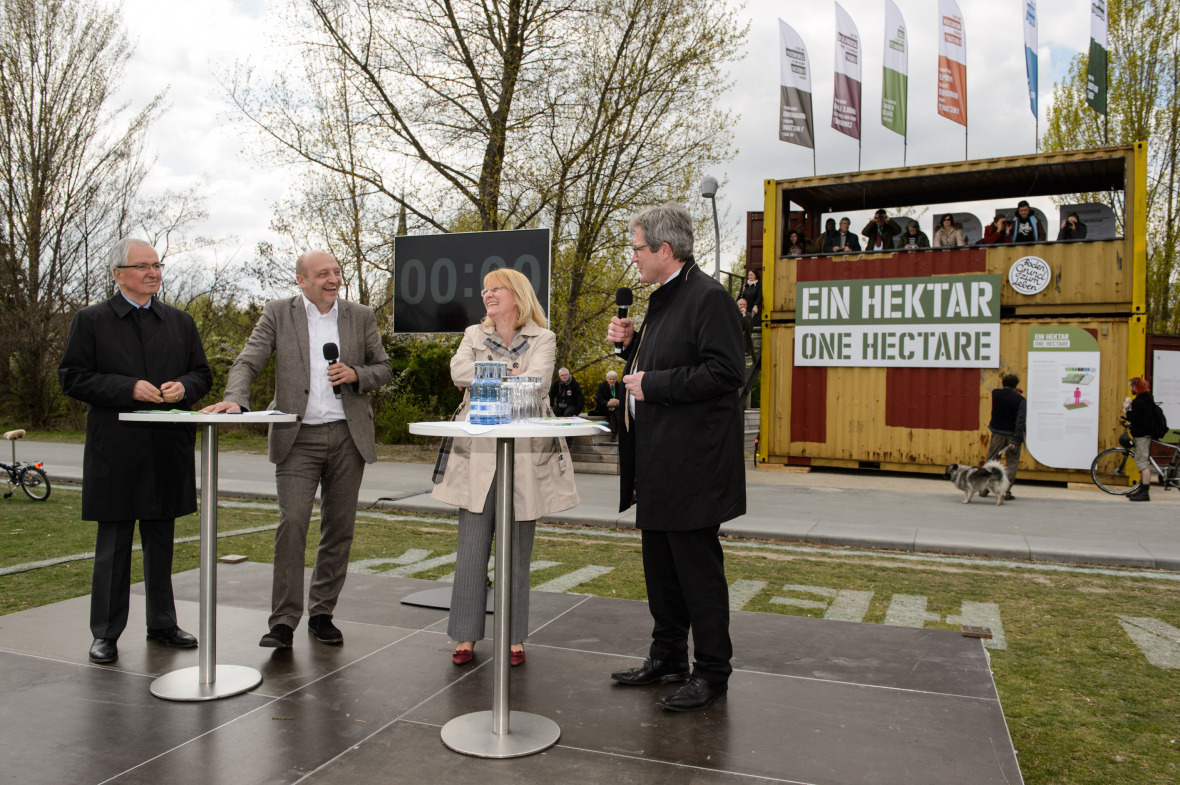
[483,330,529,360]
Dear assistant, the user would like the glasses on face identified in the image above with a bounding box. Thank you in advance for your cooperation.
[116,263,165,272]
[632,244,653,254]
[481,286,507,297]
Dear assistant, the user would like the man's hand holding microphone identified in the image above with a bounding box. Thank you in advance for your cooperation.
[607,308,645,403]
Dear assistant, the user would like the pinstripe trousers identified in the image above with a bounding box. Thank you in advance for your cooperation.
[447,480,536,645]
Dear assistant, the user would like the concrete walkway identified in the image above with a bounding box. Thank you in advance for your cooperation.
[23,439,1180,570]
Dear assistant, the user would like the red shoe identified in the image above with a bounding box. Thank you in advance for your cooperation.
[510,647,526,667]
[452,647,474,665]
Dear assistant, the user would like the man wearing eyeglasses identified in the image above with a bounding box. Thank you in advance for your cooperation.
[59,238,213,664]
[606,202,745,712]
[201,251,391,649]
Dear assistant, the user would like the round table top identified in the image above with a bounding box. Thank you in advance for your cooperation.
[409,420,605,439]
[119,411,298,424]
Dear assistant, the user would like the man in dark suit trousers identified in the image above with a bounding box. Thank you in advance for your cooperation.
[606,203,746,711]
[59,238,213,664]
[202,251,391,648]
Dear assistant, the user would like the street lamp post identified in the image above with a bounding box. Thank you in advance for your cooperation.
[700,175,721,281]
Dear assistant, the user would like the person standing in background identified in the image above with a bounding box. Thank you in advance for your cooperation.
[982,374,1025,501]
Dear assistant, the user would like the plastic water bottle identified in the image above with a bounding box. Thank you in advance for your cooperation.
[487,362,506,424]
[470,362,487,424]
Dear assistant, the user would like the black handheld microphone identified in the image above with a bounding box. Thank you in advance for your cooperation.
[323,342,342,399]
[614,287,633,356]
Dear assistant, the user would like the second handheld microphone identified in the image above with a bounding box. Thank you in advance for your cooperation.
[323,342,342,399]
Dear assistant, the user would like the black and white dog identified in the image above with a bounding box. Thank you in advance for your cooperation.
[944,460,1011,505]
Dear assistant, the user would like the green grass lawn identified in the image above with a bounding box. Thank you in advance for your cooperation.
[1,489,1178,784]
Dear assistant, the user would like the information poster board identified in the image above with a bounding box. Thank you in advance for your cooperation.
[1026,327,1100,469]
[1152,349,1180,427]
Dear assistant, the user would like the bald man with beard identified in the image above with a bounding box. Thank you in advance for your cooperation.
[203,251,391,648]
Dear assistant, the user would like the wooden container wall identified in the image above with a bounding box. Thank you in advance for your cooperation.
[771,240,1134,319]
[762,317,1132,483]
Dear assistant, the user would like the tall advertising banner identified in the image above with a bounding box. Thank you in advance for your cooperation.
[1086,0,1108,114]
[881,0,908,135]
[1023,1,1038,118]
[1025,327,1101,470]
[779,20,814,148]
[831,2,861,139]
[937,0,967,126]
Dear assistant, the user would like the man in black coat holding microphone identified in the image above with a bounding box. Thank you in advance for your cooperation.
[607,202,746,711]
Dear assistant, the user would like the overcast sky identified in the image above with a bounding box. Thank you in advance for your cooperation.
[113,0,1093,263]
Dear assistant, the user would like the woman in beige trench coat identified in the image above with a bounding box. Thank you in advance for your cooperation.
[432,268,579,665]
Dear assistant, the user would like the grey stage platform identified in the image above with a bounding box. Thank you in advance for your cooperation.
[0,563,1023,784]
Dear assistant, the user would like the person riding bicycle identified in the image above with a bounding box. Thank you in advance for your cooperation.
[1124,377,1157,502]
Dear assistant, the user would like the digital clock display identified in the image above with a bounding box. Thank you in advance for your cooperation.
[393,228,551,333]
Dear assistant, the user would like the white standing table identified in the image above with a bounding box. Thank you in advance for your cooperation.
[120,411,298,701]
[409,420,602,758]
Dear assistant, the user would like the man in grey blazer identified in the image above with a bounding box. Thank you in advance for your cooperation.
[203,251,391,647]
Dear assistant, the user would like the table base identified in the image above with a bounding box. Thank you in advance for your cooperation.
[400,586,493,612]
[150,665,263,702]
[440,710,561,758]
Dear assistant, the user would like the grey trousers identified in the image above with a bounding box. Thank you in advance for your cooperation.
[271,421,365,629]
[448,480,536,645]
[986,432,1021,486]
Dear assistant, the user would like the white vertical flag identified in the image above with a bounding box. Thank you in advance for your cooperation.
[831,2,862,140]
[1086,0,1108,114]
[937,0,967,126]
[881,0,908,136]
[779,20,815,149]
[1023,1,1038,118]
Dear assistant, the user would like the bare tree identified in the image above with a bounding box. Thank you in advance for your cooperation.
[0,0,163,425]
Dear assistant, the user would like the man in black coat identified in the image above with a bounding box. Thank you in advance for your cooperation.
[589,370,622,440]
[59,238,212,664]
[983,373,1026,500]
[606,202,746,712]
[548,367,584,416]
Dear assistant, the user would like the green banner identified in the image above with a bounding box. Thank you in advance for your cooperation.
[882,68,907,135]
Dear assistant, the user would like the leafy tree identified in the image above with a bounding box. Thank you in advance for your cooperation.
[0,0,163,425]
[1042,0,1180,332]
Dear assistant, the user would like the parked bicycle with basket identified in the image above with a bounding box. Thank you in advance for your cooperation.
[1090,377,1174,501]
[2,429,51,501]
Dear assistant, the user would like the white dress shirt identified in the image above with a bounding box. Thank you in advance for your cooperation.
[301,295,346,425]
[629,266,684,419]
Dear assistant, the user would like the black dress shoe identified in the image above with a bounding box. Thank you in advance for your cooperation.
[89,638,118,664]
[147,626,198,648]
[307,614,343,644]
[259,623,295,648]
[659,675,727,712]
[611,657,690,685]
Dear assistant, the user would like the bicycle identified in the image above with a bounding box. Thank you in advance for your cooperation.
[2,429,51,501]
[1090,419,1180,496]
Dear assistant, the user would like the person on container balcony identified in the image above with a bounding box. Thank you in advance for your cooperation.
[900,220,930,250]
[862,209,901,251]
[1057,212,1088,241]
[784,228,808,256]
[1010,200,1042,243]
[983,212,1013,244]
[823,217,861,254]
[932,213,966,247]
[811,218,838,253]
